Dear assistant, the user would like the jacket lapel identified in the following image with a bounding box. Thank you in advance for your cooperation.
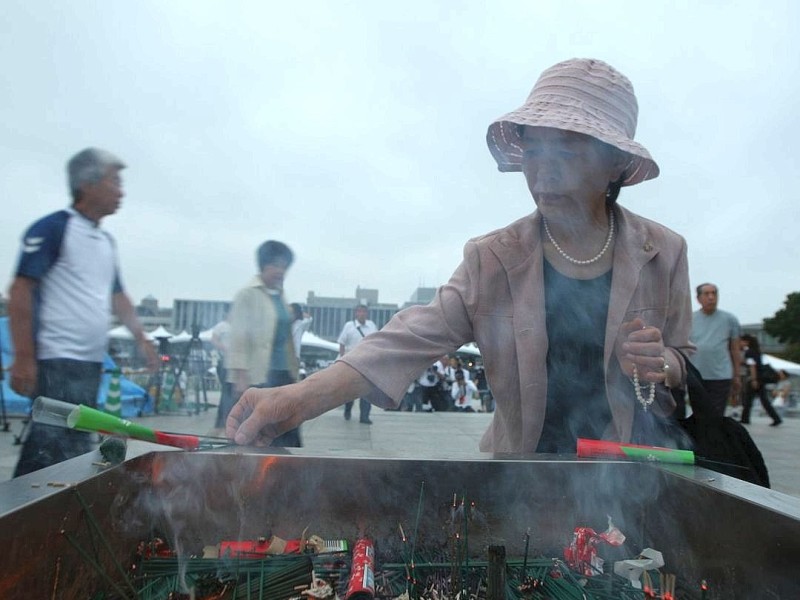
[604,206,660,439]
[604,206,658,369]
[488,213,548,451]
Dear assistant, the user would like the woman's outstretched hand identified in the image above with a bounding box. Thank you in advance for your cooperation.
[226,386,304,446]
[225,362,374,445]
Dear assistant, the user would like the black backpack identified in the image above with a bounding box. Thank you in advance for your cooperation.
[759,362,779,385]
[672,351,770,488]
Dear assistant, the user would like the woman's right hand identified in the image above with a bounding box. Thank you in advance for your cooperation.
[226,362,373,445]
[226,385,304,446]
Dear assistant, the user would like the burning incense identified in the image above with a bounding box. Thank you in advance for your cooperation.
[521,527,531,576]
[642,570,655,598]
[409,481,425,597]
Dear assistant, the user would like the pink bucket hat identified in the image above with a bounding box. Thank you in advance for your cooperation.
[486,58,659,186]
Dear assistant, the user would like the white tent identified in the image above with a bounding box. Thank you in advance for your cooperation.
[456,343,481,357]
[301,332,339,352]
[170,330,192,343]
[107,325,134,340]
[149,325,173,339]
[764,354,800,377]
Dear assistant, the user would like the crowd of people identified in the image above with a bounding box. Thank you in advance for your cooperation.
[399,355,490,414]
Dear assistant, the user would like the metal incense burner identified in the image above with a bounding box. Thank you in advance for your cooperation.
[1,447,799,598]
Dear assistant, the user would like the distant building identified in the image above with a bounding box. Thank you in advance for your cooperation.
[139,294,160,316]
[353,286,379,306]
[172,299,231,333]
[134,294,173,330]
[109,282,442,343]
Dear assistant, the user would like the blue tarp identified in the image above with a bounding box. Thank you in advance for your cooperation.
[0,317,153,418]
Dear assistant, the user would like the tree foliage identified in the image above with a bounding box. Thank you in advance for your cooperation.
[763,292,800,362]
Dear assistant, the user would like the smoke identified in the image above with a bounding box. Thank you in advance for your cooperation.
[110,451,670,559]
[98,449,800,596]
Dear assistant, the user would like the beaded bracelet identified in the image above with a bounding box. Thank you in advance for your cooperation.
[632,365,656,411]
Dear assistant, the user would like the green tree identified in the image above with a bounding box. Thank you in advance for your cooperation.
[763,292,800,363]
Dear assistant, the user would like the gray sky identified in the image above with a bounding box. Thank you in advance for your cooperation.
[1,0,797,325]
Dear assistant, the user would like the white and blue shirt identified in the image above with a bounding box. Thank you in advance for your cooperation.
[15,208,123,362]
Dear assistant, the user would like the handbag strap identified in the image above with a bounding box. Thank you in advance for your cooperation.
[671,348,715,418]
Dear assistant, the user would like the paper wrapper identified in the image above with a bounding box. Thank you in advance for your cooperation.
[564,517,626,576]
[613,548,665,589]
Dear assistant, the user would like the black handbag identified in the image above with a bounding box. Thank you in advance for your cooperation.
[673,350,770,488]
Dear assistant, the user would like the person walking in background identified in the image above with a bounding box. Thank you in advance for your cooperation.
[337,304,377,423]
[290,303,313,361]
[226,240,301,447]
[739,334,782,426]
[211,313,233,430]
[9,148,157,477]
[691,283,742,418]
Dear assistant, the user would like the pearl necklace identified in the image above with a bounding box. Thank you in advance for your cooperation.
[543,210,616,265]
[632,365,656,411]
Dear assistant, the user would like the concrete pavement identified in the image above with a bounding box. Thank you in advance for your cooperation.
[1,392,798,498]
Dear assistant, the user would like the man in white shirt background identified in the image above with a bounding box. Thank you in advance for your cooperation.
[337,304,377,423]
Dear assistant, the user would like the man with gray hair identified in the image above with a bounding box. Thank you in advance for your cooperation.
[8,148,157,477]
[691,283,742,417]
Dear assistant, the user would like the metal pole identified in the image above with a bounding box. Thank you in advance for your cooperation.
[0,326,10,432]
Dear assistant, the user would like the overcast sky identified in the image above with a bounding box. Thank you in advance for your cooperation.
[1,1,797,325]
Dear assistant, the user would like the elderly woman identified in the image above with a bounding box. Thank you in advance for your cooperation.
[227,58,693,452]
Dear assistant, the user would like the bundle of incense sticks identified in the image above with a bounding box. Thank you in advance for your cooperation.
[32,396,230,450]
[577,437,754,477]
[577,438,695,465]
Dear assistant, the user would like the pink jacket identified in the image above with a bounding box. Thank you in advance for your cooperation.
[342,206,694,452]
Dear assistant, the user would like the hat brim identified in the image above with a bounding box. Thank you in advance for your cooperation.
[486,107,659,186]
